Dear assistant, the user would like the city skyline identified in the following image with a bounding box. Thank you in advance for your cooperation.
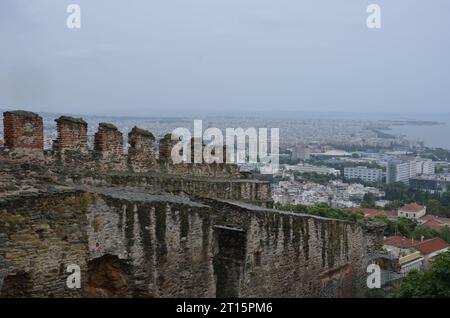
[1,0,450,116]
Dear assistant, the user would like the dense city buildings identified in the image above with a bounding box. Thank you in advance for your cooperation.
[283,163,340,176]
[272,179,384,208]
[291,143,311,161]
[410,174,450,194]
[344,166,383,183]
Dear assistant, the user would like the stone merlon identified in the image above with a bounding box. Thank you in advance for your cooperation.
[53,116,88,156]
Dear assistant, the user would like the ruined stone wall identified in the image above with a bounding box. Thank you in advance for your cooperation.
[0,190,383,298]
[71,172,272,207]
[53,116,88,160]
[2,111,44,162]
[0,192,89,297]
[1,110,241,178]
[158,133,179,163]
[240,216,366,297]
[85,194,215,297]
[208,201,384,298]
[127,126,157,173]
[94,123,124,162]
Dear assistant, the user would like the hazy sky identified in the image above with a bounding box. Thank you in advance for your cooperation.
[1,0,449,116]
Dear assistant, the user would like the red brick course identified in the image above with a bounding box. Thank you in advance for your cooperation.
[3,111,43,150]
[53,116,88,155]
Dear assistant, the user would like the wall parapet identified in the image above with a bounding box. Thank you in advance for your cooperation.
[0,188,383,297]
[2,110,44,162]
[1,110,242,178]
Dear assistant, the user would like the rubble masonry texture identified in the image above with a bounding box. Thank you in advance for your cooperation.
[0,111,385,297]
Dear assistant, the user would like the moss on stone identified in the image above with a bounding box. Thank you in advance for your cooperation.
[301,218,310,261]
[282,216,291,248]
[0,214,24,228]
[6,110,40,119]
[137,204,153,261]
[180,209,190,240]
[124,204,136,252]
[201,214,211,259]
[99,122,118,130]
[55,116,87,126]
[129,126,155,140]
[155,203,168,257]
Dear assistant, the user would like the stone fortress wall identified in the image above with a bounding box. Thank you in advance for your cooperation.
[0,110,385,298]
[1,110,241,178]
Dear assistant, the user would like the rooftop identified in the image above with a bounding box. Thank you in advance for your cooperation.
[421,215,450,231]
[399,203,425,212]
[384,236,416,249]
[384,236,449,255]
[413,238,449,255]
[351,208,397,218]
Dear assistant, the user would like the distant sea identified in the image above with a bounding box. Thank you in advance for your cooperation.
[379,113,450,150]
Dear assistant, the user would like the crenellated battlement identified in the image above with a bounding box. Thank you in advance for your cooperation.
[0,111,386,299]
[2,110,44,162]
[53,116,88,158]
[0,110,240,178]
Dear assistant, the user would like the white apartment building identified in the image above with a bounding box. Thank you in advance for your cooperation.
[344,166,383,183]
[284,164,340,176]
[387,160,411,184]
[413,158,435,175]
[387,158,435,184]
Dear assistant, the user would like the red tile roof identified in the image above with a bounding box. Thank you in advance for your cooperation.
[421,214,450,223]
[420,215,450,231]
[384,236,449,255]
[399,203,425,212]
[413,238,449,255]
[351,208,397,218]
[423,219,446,231]
[384,236,416,248]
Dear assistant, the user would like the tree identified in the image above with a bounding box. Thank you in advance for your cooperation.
[441,191,450,207]
[275,203,364,222]
[394,251,450,298]
[369,216,417,237]
[412,226,436,241]
[362,193,376,208]
[427,199,446,217]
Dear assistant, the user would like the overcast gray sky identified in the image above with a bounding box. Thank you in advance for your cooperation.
[1,0,449,116]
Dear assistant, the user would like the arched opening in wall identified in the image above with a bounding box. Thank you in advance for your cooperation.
[0,271,33,298]
[213,225,247,298]
[318,264,353,298]
[85,254,131,298]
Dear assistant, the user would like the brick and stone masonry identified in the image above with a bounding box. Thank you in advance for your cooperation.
[2,110,44,161]
[158,133,180,163]
[53,116,88,158]
[0,190,385,298]
[0,110,386,298]
[94,123,124,159]
[128,126,156,172]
